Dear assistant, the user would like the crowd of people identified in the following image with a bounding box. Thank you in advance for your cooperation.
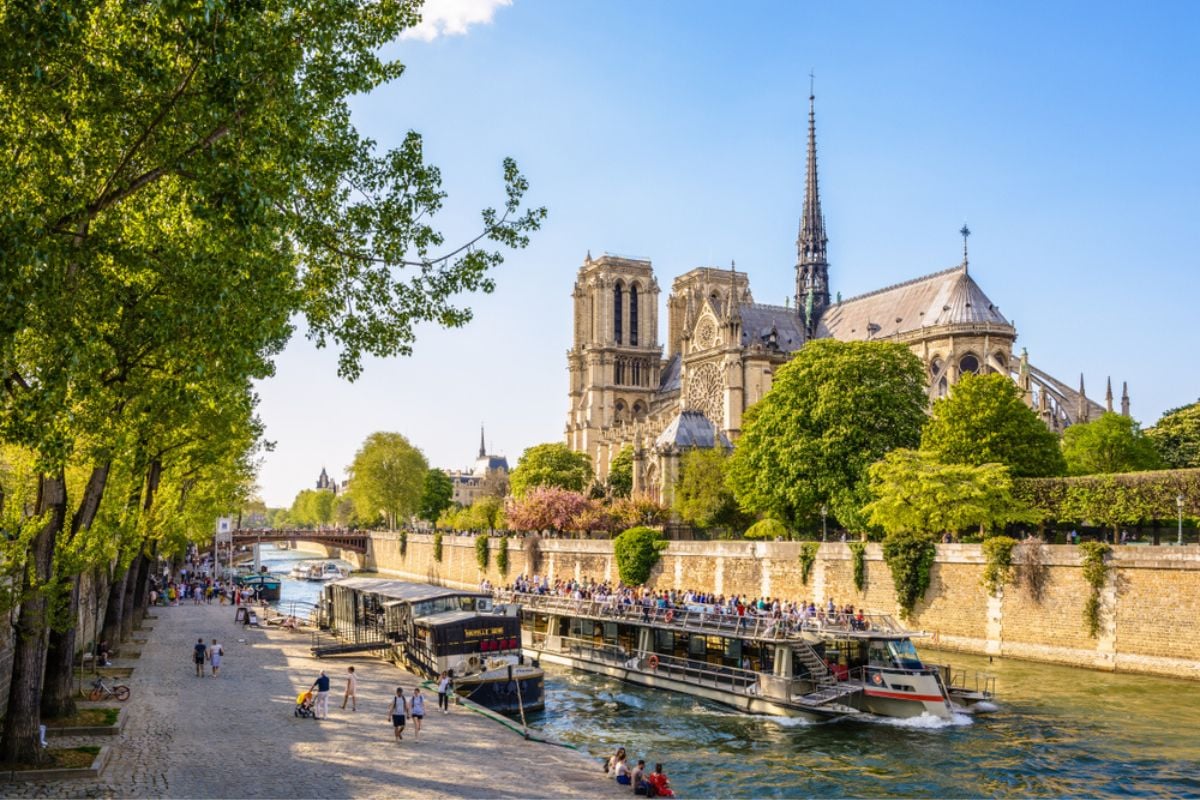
[501,574,876,633]
[604,747,675,797]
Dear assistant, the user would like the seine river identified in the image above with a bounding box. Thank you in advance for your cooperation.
[260,546,1200,798]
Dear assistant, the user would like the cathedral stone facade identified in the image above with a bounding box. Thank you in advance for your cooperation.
[566,94,1118,504]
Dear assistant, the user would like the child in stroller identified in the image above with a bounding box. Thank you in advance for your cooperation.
[295,690,316,718]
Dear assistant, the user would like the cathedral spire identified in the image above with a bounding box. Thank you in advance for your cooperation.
[1121,381,1130,417]
[1105,377,1113,413]
[479,424,486,458]
[796,79,830,335]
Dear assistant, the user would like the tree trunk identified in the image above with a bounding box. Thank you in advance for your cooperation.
[0,473,67,764]
[101,562,130,646]
[120,555,143,641]
[132,551,153,621]
[40,577,82,719]
[41,463,111,719]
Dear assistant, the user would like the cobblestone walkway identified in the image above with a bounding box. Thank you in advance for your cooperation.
[5,602,614,798]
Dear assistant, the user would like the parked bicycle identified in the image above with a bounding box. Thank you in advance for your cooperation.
[81,676,130,702]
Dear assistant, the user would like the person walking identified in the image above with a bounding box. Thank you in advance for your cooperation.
[341,666,358,711]
[437,671,452,714]
[193,638,207,677]
[311,671,331,719]
[209,638,224,677]
[387,687,408,742]
[409,687,426,740]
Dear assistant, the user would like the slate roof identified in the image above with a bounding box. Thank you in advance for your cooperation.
[654,410,732,450]
[658,353,682,393]
[737,303,807,352]
[816,265,1011,341]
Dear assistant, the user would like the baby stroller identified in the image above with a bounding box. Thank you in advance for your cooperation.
[294,690,315,719]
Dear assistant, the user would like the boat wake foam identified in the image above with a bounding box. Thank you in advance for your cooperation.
[867,711,973,729]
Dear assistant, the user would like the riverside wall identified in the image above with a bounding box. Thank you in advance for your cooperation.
[341,533,1200,681]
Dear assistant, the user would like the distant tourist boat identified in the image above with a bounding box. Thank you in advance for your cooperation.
[320,579,544,715]
[499,591,995,722]
[304,562,348,581]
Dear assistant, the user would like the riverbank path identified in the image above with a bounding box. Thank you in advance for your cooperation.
[11,601,616,798]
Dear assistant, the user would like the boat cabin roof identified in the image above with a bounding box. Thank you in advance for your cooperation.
[414,609,492,626]
[331,577,488,604]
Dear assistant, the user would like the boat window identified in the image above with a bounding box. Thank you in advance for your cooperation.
[688,635,707,658]
[868,642,891,668]
[655,629,674,655]
[886,639,924,670]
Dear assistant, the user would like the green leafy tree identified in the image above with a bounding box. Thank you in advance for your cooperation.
[347,433,429,529]
[673,448,744,531]
[882,531,938,619]
[608,445,634,498]
[743,519,790,540]
[863,449,1035,538]
[1146,400,1200,469]
[418,469,454,523]
[508,443,593,497]
[920,373,1066,477]
[727,340,928,531]
[0,0,545,764]
[1062,412,1164,476]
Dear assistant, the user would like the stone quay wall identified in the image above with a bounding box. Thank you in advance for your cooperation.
[340,533,1200,682]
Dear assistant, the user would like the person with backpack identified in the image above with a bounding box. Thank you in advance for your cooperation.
[387,687,408,742]
[409,687,426,740]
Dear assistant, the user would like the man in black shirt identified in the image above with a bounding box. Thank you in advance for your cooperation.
[193,638,207,677]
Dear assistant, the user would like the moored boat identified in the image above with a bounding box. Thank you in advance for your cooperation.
[499,591,993,722]
[320,579,544,716]
[235,572,283,601]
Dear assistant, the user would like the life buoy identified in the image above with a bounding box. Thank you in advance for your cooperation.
[647,654,659,670]
[871,672,884,686]
[664,610,675,623]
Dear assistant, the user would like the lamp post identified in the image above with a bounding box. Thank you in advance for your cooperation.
[1178,494,1185,546]
[821,504,828,542]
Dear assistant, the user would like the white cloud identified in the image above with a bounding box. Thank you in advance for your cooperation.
[401,0,513,42]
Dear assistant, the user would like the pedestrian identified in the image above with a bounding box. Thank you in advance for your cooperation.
[209,638,224,677]
[387,687,408,742]
[193,637,207,678]
[341,666,358,711]
[311,670,331,719]
[437,671,451,714]
[410,687,425,740]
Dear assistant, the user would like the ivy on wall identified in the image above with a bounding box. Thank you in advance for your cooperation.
[399,530,407,558]
[981,536,1018,595]
[497,535,509,576]
[798,542,819,585]
[433,531,444,563]
[613,527,666,586]
[1079,541,1112,637]
[475,535,489,571]
[881,532,937,619]
[848,541,867,593]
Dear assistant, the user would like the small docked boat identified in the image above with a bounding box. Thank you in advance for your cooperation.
[500,592,994,722]
[320,579,544,716]
[234,572,283,601]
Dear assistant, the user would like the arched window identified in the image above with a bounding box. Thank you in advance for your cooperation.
[613,282,623,344]
[930,357,944,380]
[629,284,639,346]
[632,360,641,386]
[959,354,980,375]
[615,358,625,385]
[614,400,626,423]
[938,376,949,398]
[633,401,646,418]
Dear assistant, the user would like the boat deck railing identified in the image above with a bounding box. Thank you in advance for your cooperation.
[533,632,761,695]
[938,664,996,698]
[498,591,910,642]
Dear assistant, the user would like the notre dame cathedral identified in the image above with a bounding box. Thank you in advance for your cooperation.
[566,93,1123,504]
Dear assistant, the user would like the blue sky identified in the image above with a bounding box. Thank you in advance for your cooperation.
[254,0,1200,506]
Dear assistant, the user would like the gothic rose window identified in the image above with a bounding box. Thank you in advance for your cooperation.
[959,354,980,375]
[685,361,724,424]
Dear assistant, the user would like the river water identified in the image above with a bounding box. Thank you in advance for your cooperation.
[260,546,1200,797]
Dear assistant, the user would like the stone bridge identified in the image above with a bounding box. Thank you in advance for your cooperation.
[231,528,369,555]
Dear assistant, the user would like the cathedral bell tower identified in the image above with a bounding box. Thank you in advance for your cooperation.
[566,253,662,470]
[795,89,830,336]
